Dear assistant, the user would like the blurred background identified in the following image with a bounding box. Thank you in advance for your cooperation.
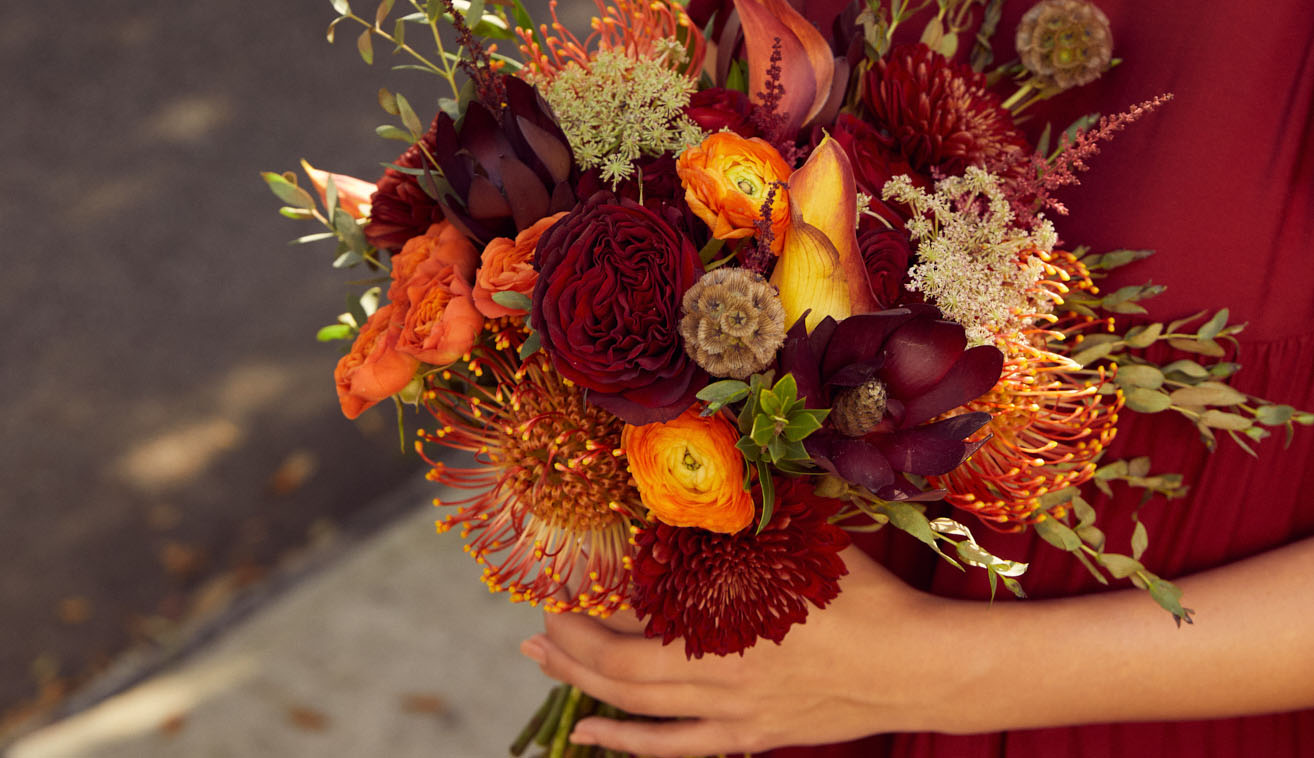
[1,0,588,754]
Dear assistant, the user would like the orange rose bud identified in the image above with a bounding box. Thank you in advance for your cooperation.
[388,223,483,366]
[621,407,754,534]
[473,211,568,318]
[676,132,793,253]
[334,303,419,419]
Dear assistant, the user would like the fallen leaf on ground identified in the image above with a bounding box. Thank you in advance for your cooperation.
[159,712,188,736]
[287,705,330,731]
[400,692,448,716]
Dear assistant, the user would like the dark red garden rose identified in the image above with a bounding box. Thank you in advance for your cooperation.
[778,306,1003,500]
[861,44,1028,176]
[685,87,759,138]
[531,192,707,425]
[364,119,445,253]
[858,227,913,309]
[631,477,850,659]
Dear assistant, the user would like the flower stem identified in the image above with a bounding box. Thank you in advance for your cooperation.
[549,686,585,758]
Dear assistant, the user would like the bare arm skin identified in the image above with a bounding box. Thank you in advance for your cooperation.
[520,538,1314,757]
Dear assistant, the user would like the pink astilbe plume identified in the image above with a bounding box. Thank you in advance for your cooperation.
[998,94,1173,228]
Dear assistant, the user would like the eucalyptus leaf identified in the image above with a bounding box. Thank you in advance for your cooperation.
[376,124,413,142]
[1167,337,1225,358]
[317,323,355,342]
[1197,308,1229,341]
[879,503,959,567]
[1161,359,1209,379]
[333,249,365,268]
[1200,409,1252,430]
[334,207,368,254]
[290,231,338,245]
[698,379,750,407]
[1131,520,1149,560]
[395,92,423,136]
[491,290,532,311]
[754,460,775,534]
[1123,322,1164,349]
[1255,404,1295,426]
[262,172,317,210]
[1169,382,1246,407]
[331,0,351,16]
[1034,516,1081,551]
[1124,387,1172,414]
[518,330,541,360]
[1113,364,1164,390]
[1097,552,1142,579]
[357,29,374,64]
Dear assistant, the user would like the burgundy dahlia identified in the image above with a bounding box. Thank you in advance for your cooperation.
[631,478,850,659]
[861,43,1028,176]
[364,119,446,253]
[779,306,1003,500]
[531,192,707,425]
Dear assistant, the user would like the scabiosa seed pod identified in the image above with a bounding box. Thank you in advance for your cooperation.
[832,377,889,437]
[1016,0,1113,91]
[679,267,786,379]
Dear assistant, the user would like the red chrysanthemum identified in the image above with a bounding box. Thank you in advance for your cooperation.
[630,478,850,658]
[364,118,445,254]
[862,43,1028,176]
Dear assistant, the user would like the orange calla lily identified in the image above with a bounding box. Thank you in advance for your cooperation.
[770,136,879,330]
[301,159,376,219]
[732,0,835,135]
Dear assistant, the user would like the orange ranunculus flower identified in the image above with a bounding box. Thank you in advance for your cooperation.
[676,131,793,253]
[390,223,483,366]
[473,211,568,318]
[621,407,754,534]
[334,304,419,419]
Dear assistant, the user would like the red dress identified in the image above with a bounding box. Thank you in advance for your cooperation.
[771,2,1314,755]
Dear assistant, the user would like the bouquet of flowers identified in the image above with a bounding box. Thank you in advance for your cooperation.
[266,0,1312,754]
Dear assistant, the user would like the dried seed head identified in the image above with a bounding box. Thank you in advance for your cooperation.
[679,268,786,379]
[832,378,889,437]
[1016,0,1113,91]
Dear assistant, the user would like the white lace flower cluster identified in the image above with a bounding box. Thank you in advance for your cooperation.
[883,167,1058,346]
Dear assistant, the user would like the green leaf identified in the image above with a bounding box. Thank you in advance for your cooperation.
[1255,404,1295,426]
[331,0,352,15]
[1208,361,1241,379]
[766,436,788,463]
[378,87,399,115]
[279,207,314,220]
[334,207,368,254]
[290,231,337,245]
[750,413,775,447]
[1038,485,1078,506]
[879,502,959,567]
[1197,308,1229,341]
[1168,382,1246,407]
[782,412,823,442]
[425,0,443,23]
[1122,322,1164,349]
[1097,552,1142,579]
[1167,337,1226,358]
[395,92,423,136]
[1124,387,1172,414]
[1035,122,1052,158]
[375,124,413,142]
[262,172,317,210]
[1071,496,1096,529]
[357,29,374,64]
[726,59,748,94]
[491,290,532,311]
[518,330,541,360]
[1145,576,1193,625]
[772,373,798,402]
[1200,409,1252,431]
[393,16,406,48]
[1075,524,1105,551]
[1131,520,1149,560]
[757,386,784,417]
[375,0,394,24]
[1071,340,1118,367]
[332,249,364,268]
[735,435,762,462]
[1161,359,1209,379]
[1034,516,1082,551]
[464,0,487,27]
[754,460,775,534]
[1113,364,1164,390]
[317,323,356,342]
[698,379,750,407]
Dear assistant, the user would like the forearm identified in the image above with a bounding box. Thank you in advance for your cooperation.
[940,536,1314,733]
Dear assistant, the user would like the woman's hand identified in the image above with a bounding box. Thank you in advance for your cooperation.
[518,546,972,756]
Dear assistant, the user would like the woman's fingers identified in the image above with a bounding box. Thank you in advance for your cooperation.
[522,634,745,720]
[541,611,750,687]
[569,715,760,758]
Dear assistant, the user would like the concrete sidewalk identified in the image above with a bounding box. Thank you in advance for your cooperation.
[8,478,550,758]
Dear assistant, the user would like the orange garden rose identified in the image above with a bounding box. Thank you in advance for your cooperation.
[676,131,793,252]
[334,304,419,419]
[473,211,567,318]
[621,407,753,534]
[389,222,484,366]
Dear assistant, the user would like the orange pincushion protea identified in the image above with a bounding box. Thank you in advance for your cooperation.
[518,0,705,82]
[418,326,644,615]
[931,250,1122,529]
